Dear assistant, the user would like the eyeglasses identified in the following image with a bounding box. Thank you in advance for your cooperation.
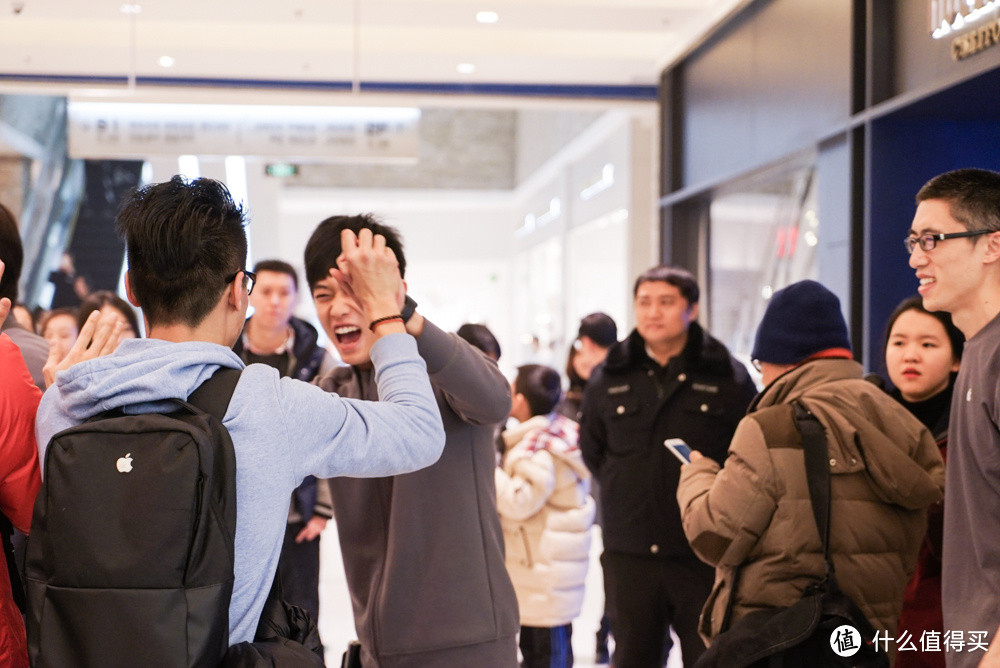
[904,230,991,254]
[225,270,256,296]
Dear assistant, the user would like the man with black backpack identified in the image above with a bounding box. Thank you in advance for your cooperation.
[30,176,445,667]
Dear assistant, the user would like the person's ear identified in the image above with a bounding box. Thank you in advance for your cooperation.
[227,272,247,313]
[983,230,1000,265]
[124,272,139,307]
[510,392,526,420]
[688,301,700,322]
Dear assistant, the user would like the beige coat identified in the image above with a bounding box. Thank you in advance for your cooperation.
[496,415,595,627]
[677,359,944,644]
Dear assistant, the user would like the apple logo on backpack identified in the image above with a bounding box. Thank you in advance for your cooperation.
[116,453,133,474]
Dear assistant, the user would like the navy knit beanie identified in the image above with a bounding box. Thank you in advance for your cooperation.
[751,280,851,365]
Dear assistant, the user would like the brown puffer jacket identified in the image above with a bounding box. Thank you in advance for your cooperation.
[677,358,945,644]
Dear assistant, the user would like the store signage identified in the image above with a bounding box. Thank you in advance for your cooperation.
[67,102,421,161]
[929,0,1000,60]
[950,18,1000,59]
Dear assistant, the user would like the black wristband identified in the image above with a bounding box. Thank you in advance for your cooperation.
[401,294,418,323]
[369,315,404,331]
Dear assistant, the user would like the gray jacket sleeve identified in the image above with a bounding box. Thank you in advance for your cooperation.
[415,319,512,425]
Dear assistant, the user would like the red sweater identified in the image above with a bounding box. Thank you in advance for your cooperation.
[0,334,42,668]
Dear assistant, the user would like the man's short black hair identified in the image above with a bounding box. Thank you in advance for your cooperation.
[577,312,617,348]
[0,202,23,303]
[116,176,247,328]
[457,323,501,361]
[633,265,699,305]
[917,168,1000,234]
[515,364,562,417]
[253,259,298,292]
[304,214,406,290]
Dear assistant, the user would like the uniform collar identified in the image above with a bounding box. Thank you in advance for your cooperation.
[242,325,295,356]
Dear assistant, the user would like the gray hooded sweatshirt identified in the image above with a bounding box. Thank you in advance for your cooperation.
[35,333,445,644]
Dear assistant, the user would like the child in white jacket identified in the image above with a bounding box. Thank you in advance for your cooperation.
[497,364,596,668]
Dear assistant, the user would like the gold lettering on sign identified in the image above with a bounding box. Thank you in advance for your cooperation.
[952,18,1000,59]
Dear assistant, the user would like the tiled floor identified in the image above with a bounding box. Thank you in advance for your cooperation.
[318,525,683,667]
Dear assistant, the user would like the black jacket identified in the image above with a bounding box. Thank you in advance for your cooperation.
[232,316,330,383]
[579,322,756,558]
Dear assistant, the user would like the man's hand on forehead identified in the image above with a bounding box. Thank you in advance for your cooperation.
[334,228,403,315]
[326,266,360,306]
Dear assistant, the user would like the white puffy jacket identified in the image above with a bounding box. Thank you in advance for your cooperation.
[496,414,595,627]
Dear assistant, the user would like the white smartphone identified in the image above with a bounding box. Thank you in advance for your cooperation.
[664,438,693,464]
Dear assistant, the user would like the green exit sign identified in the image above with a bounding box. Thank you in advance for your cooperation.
[265,163,299,178]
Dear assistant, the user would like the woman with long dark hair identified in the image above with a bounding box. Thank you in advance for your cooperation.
[883,296,963,668]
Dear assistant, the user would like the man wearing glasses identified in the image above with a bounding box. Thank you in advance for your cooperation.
[34,176,444,653]
[905,168,1000,668]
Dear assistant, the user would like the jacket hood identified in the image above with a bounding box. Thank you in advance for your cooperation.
[50,337,245,421]
[288,316,321,355]
[503,414,590,481]
[502,415,549,448]
[754,358,944,510]
[604,322,737,379]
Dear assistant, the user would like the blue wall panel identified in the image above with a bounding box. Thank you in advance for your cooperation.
[868,117,1000,375]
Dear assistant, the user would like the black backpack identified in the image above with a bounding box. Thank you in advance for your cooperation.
[26,368,241,668]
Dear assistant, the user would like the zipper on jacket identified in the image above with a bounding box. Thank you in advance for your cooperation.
[519,526,534,568]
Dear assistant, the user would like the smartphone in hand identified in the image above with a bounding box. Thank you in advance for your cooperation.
[664,438,693,464]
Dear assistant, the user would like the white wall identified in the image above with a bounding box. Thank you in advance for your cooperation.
[510,109,659,372]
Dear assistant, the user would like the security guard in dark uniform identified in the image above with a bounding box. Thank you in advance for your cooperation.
[580,265,756,668]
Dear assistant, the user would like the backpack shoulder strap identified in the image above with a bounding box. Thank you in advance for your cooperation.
[746,401,830,558]
[792,401,832,566]
[186,367,242,422]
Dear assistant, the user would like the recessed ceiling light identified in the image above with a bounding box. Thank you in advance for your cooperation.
[456,63,476,74]
[119,3,142,14]
[158,55,175,68]
[476,11,499,24]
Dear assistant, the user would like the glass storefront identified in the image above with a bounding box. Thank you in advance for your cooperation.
[707,164,819,366]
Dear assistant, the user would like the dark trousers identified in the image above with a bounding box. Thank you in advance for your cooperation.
[520,624,573,668]
[277,521,321,621]
[602,551,713,668]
